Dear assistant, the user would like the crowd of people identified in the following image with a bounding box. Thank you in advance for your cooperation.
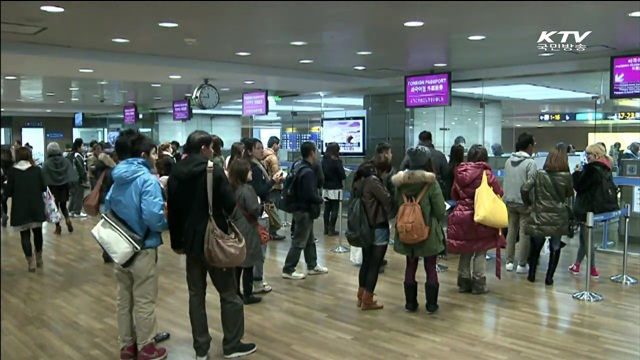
[0,128,627,360]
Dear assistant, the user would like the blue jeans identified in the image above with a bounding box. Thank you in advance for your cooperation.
[373,227,390,246]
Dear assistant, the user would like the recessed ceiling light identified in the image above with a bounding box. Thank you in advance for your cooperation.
[128,100,135,103]
[451,122,456,125]
[629,11,640,17]
[93,94,100,98]
[1,108,4,111]
[516,124,522,127]
[220,88,230,91]
[353,65,366,71]
[112,38,130,43]
[45,109,52,112]
[79,68,94,73]
[4,75,18,80]
[290,41,308,46]
[169,75,181,79]
[299,59,314,64]
[244,80,255,85]
[538,52,554,57]
[541,109,548,112]
[184,93,192,97]
[119,90,128,93]
[151,83,162,87]
[154,96,162,100]
[71,98,79,101]
[404,21,424,27]
[40,5,64,13]
[235,52,251,56]
[69,87,79,91]
[158,22,178,28]
[46,92,55,96]
[467,35,486,41]
[97,81,109,85]
[58,100,65,104]
[114,102,121,105]
[28,97,35,100]
[16,99,23,102]
[357,51,372,56]
[433,63,448,67]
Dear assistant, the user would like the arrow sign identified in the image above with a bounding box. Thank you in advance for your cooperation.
[614,73,624,83]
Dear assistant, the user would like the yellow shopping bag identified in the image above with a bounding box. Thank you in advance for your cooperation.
[474,171,509,229]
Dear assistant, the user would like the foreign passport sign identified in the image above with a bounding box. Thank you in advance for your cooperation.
[242,91,268,116]
[610,55,640,99]
[405,73,451,108]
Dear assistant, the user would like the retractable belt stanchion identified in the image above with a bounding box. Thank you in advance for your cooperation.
[572,211,604,302]
[330,190,349,253]
[611,205,637,285]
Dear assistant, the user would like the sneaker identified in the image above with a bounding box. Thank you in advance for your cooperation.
[282,271,306,280]
[137,343,167,360]
[271,233,286,241]
[516,265,529,274]
[590,267,599,279]
[505,262,514,272]
[120,344,137,360]
[307,265,329,275]
[196,356,208,360]
[253,281,272,294]
[243,295,263,305]
[223,342,257,359]
[568,263,580,275]
[78,212,88,218]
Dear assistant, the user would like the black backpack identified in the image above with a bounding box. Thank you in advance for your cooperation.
[280,161,310,214]
[345,182,374,248]
[594,171,619,214]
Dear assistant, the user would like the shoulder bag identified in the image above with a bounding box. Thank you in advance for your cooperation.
[83,171,106,216]
[91,209,149,267]
[474,171,509,229]
[237,202,271,245]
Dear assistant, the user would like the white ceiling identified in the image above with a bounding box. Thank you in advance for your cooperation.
[1,1,639,120]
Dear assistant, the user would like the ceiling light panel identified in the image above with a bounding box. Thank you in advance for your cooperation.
[158,22,178,28]
[40,5,64,13]
[290,41,307,46]
[404,21,424,27]
[452,84,597,100]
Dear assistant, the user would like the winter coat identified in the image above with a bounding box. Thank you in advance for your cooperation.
[105,158,168,249]
[391,170,446,258]
[503,151,537,207]
[290,160,324,218]
[167,154,236,256]
[233,184,265,268]
[520,170,574,238]
[42,154,77,187]
[95,153,117,204]
[262,148,282,190]
[250,159,276,203]
[322,156,346,190]
[352,164,393,228]
[447,162,506,254]
[66,152,87,183]
[572,159,619,222]
[5,161,47,227]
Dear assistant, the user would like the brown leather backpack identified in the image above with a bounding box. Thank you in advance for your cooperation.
[396,184,430,244]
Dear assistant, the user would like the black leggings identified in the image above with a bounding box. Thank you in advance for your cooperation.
[323,200,340,230]
[235,266,254,298]
[359,245,388,293]
[20,228,43,258]
[55,199,69,220]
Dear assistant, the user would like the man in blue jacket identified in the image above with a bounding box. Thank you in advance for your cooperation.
[282,142,329,280]
[105,129,169,360]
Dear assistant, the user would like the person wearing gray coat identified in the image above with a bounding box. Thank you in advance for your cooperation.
[229,159,266,305]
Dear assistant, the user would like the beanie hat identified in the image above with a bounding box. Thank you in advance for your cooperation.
[47,142,62,156]
[407,145,431,169]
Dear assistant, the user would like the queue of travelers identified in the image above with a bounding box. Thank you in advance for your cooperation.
[0,128,625,360]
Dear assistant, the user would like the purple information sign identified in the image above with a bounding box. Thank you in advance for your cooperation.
[173,100,191,121]
[123,105,137,124]
[405,73,451,107]
[242,91,268,116]
[611,55,640,99]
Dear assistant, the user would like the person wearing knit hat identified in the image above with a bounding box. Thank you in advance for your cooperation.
[391,145,446,314]
[41,142,78,235]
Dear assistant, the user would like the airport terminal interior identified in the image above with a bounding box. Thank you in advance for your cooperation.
[1,2,639,359]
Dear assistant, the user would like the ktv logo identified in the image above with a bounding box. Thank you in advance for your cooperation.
[537,31,592,52]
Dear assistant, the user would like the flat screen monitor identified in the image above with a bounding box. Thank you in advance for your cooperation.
[123,105,138,124]
[107,131,120,146]
[173,99,192,121]
[321,117,365,156]
[610,55,640,99]
[242,91,268,116]
[74,112,83,126]
[404,72,452,108]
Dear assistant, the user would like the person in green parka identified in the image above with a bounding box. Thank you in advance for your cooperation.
[391,145,446,314]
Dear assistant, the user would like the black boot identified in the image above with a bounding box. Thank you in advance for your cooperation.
[472,276,489,294]
[527,237,544,283]
[457,275,472,293]
[403,282,419,312]
[545,248,561,286]
[425,283,439,314]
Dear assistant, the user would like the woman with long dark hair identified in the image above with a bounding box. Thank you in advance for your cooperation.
[322,142,346,236]
[211,135,225,168]
[353,154,393,310]
[445,144,465,201]
[226,142,244,171]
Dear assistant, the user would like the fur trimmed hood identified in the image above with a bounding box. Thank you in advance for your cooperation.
[391,170,436,187]
[98,153,117,168]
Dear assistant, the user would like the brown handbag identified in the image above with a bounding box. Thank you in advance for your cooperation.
[83,171,106,216]
[204,161,246,267]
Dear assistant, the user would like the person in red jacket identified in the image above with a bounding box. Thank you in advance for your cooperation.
[447,145,506,294]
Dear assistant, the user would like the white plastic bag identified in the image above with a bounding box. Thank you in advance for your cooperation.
[350,246,362,265]
[43,187,61,224]
[541,237,550,256]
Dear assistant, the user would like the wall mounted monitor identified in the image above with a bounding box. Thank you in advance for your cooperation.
[173,99,192,121]
[242,91,268,116]
[107,131,120,146]
[74,112,83,126]
[123,105,138,124]
[321,117,365,156]
[404,72,452,108]
[610,55,640,99]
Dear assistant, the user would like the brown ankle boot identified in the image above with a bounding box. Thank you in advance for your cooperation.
[54,223,62,235]
[361,291,383,310]
[35,252,43,268]
[357,287,365,308]
[26,257,36,272]
[65,218,73,233]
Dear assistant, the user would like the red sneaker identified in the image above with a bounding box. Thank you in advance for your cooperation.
[137,343,167,360]
[120,344,137,360]
[590,267,599,279]
[568,263,580,275]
